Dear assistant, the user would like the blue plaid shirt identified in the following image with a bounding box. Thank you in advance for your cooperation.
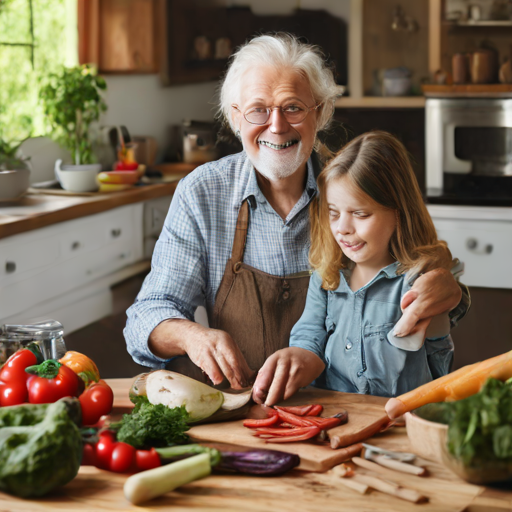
[125,151,319,367]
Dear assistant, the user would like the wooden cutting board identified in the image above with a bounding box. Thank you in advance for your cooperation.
[188,387,389,472]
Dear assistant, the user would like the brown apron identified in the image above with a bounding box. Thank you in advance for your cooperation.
[167,200,311,382]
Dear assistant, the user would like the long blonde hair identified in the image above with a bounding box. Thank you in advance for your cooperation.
[310,131,452,290]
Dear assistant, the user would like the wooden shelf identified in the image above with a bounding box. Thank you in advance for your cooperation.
[422,84,512,97]
[335,96,425,108]
[446,19,512,27]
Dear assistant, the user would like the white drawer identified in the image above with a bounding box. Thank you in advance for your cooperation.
[434,219,512,288]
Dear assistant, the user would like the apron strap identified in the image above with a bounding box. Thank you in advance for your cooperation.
[231,200,249,270]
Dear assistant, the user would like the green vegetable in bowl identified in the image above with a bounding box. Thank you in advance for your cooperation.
[114,396,190,449]
[0,398,82,498]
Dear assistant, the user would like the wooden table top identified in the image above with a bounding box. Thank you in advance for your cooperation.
[0,182,179,240]
[0,378,510,511]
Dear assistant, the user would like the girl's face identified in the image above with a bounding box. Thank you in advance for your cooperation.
[326,176,397,272]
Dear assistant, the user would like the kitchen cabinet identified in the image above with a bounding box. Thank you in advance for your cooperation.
[78,0,160,74]
[428,204,512,370]
[0,184,177,336]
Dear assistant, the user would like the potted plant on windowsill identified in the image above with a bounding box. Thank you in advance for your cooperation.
[39,64,107,192]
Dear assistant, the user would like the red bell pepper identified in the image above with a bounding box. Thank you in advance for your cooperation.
[79,379,114,426]
[243,407,279,428]
[25,359,82,404]
[264,426,321,443]
[0,349,38,406]
[274,405,315,416]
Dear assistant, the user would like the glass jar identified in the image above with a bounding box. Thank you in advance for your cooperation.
[0,319,67,364]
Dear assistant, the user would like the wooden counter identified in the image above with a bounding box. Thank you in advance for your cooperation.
[0,183,179,240]
[0,379,510,511]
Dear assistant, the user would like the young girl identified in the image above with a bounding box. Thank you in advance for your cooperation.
[255,131,458,403]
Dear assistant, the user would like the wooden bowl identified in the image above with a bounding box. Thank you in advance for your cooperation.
[406,410,512,485]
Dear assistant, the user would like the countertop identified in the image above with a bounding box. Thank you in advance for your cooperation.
[0,182,179,240]
[0,378,509,511]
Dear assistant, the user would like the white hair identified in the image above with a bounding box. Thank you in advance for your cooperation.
[217,33,341,135]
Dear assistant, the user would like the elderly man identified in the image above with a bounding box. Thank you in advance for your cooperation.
[125,33,467,402]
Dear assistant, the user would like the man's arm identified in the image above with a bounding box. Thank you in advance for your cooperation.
[393,267,469,337]
[124,180,252,388]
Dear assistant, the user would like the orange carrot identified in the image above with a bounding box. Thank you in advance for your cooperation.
[385,350,512,419]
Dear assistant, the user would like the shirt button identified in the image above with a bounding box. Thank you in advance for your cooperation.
[282,291,290,300]
[345,342,353,350]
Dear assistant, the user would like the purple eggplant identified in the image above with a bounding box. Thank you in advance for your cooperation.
[156,444,299,476]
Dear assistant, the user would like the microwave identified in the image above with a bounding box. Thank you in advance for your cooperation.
[426,97,512,206]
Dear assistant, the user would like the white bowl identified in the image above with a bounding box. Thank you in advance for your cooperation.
[383,77,411,97]
[55,160,101,192]
[0,168,31,201]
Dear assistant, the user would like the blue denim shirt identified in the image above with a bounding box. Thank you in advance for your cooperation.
[289,262,454,397]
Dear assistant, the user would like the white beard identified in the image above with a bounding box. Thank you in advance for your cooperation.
[249,141,311,181]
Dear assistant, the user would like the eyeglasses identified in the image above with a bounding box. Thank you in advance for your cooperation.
[232,102,322,126]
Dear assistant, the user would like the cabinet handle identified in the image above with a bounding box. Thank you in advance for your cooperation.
[111,228,122,238]
[466,238,493,254]
[71,241,81,250]
[5,261,16,273]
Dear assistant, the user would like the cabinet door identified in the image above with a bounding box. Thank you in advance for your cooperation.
[78,0,158,73]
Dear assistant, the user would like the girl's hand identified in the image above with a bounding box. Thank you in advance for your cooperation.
[393,268,462,337]
[252,348,325,406]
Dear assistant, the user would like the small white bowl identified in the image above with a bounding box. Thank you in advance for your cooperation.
[55,159,101,192]
[0,168,31,201]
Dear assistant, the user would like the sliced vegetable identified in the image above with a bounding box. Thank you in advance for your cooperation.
[243,415,280,428]
[132,371,253,423]
[59,351,100,386]
[145,370,224,422]
[275,405,315,416]
[124,453,212,505]
[25,359,82,404]
[275,408,318,427]
[254,426,316,437]
[79,379,114,426]
[264,426,321,443]
[385,350,512,419]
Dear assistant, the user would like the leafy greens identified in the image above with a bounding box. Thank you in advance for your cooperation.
[114,396,190,449]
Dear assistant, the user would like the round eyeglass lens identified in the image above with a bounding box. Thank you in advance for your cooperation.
[244,105,308,125]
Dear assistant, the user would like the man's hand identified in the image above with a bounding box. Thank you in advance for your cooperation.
[393,268,462,337]
[252,347,325,406]
[149,319,254,389]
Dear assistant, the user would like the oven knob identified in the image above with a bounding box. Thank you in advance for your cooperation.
[466,238,493,254]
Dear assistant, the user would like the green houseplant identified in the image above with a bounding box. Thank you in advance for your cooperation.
[40,64,107,166]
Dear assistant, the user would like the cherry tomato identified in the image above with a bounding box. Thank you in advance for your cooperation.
[82,443,97,466]
[0,380,28,406]
[95,432,116,470]
[79,380,114,426]
[135,448,161,471]
[27,362,81,404]
[109,442,136,473]
[0,349,37,383]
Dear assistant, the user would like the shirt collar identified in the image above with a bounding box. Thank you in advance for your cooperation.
[336,261,400,292]
[241,153,318,208]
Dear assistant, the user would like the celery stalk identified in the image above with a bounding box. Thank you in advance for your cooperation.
[123,452,211,505]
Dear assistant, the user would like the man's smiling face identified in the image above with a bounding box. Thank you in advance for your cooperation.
[232,65,319,182]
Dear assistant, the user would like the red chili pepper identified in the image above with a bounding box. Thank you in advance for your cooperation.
[253,426,312,437]
[264,426,321,443]
[0,349,38,406]
[275,408,318,427]
[79,380,114,426]
[25,359,81,404]
[308,404,324,416]
[274,405,314,416]
[305,416,343,430]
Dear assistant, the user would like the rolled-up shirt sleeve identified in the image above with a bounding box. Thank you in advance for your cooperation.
[289,271,329,362]
[124,180,207,368]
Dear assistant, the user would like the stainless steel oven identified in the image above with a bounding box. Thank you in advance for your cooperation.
[426,97,512,206]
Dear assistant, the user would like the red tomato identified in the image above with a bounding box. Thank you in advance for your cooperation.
[135,448,161,471]
[27,364,81,404]
[96,433,115,470]
[82,443,97,466]
[0,349,37,383]
[79,380,114,426]
[0,381,28,406]
[109,442,136,473]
